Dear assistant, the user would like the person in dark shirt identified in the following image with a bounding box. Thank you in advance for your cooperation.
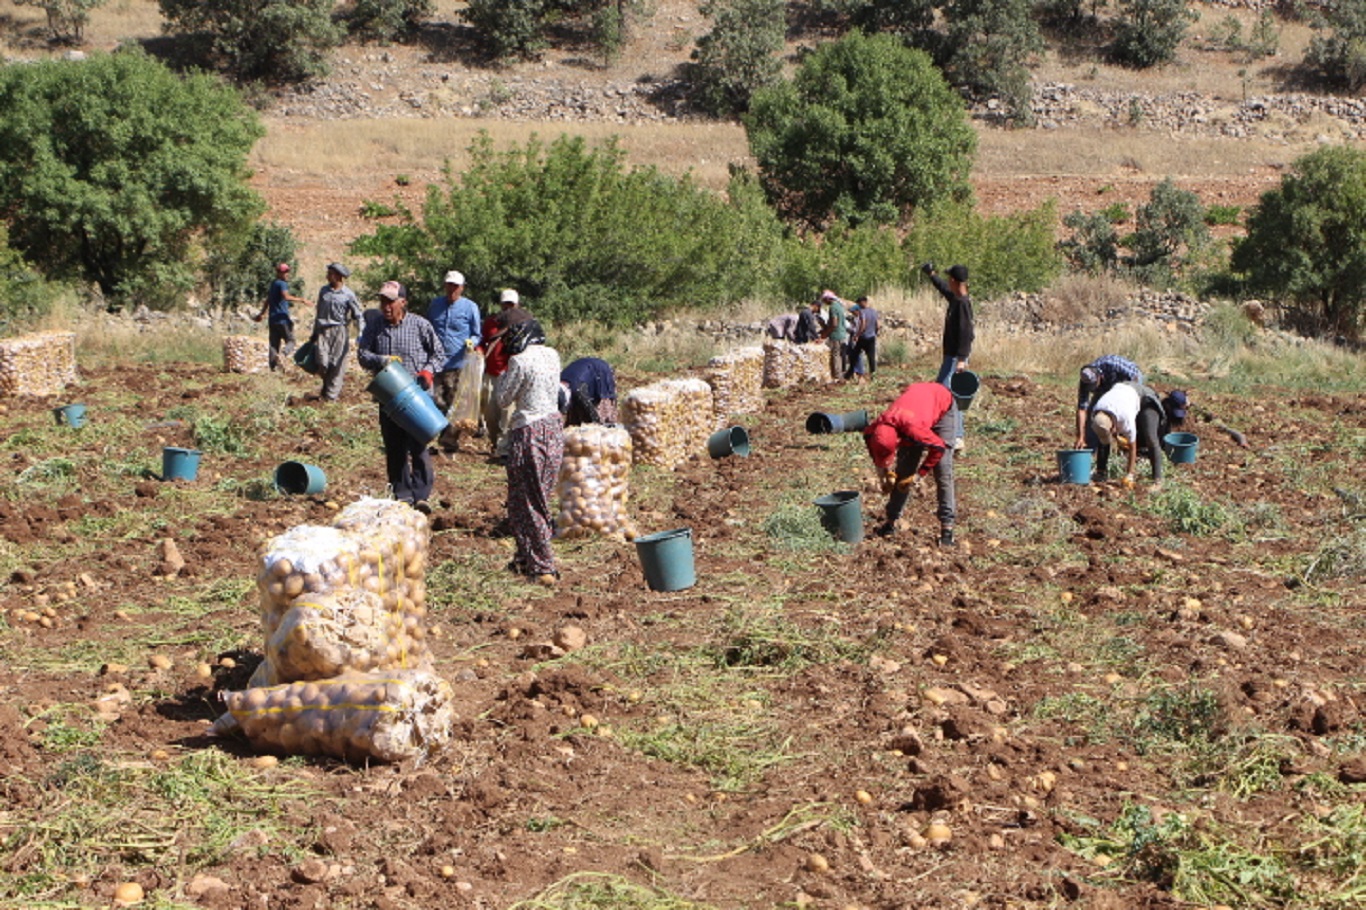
[846,295,879,381]
[922,262,974,452]
[252,262,308,371]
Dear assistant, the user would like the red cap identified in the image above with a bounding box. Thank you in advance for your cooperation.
[276,262,290,274]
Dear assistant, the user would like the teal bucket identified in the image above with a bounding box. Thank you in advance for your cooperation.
[707,426,750,458]
[367,363,449,445]
[162,446,202,482]
[950,370,980,412]
[54,404,87,428]
[1057,448,1092,485]
[275,461,327,495]
[634,528,696,592]
[292,341,320,375]
[814,490,864,543]
[1164,432,1199,464]
[806,409,869,435]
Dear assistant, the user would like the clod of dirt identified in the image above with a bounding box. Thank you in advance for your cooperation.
[1338,758,1366,784]
[154,538,185,577]
[904,773,970,812]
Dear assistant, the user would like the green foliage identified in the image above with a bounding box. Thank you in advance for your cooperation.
[463,0,646,62]
[762,502,849,554]
[1303,526,1366,583]
[937,0,1044,122]
[464,0,549,58]
[202,221,301,308]
[1231,145,1366,340]
[158,0,344,84]
[1060,209,1119,274]
[1110,0,1195,67]
[0,50,265,308]
[1207,11,1279,61]
[346,0,435,42]
[0,225,60,326]
[1305,0,1366,89]
[349,133,788,325]
[775,219,903,302]
[745,31,977,229]
[13,0,107,44]
[1204,204,1241,226]
[830,0,936,34]
[905,200,1062,297]
[1129,177,1210,284]
[1145,483,1240,537]
[690,0,785,117]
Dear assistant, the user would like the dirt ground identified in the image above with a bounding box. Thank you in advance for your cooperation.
[2,353,1365,908]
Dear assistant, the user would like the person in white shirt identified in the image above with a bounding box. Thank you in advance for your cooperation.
[495,319,564,585]
[1091,381,1178,488]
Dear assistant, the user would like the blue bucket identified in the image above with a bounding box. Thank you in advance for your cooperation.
[1057,448,1092,485]
[275,461,327,495]
[367,363,449,445]
[1164,432,1199,464]
[162,446,202,482]
[54,404,87,428]
[707,426,751,458]
[634,528,696,592]
[805,409,869,435]
[814,490,863,543]
[950,370,980,412]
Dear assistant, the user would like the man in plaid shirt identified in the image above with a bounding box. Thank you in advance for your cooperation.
[1075,354,1143,450]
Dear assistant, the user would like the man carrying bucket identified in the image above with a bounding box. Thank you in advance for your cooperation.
[357,282,446,511]
[863,381,959,547]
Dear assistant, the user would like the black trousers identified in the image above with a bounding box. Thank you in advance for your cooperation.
[378,409,434,504]
[846,336,877,378]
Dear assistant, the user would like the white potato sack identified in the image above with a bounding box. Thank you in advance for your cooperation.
[222,335,269,374]
[220,669,456,764]
[333,498,432,665]
[0,331,78,397]
[256,525,365,640]
[556,424,639,540]
[621,377,716,468]
[707,346,764,420]
[265,588,421,682]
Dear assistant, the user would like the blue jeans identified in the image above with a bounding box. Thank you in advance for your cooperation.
[936,356,965,442]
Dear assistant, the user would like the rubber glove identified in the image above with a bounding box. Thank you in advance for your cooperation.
[388,355,402,363]
[880,470,897,495]
[416,370,434,390]
[895,473,922,493]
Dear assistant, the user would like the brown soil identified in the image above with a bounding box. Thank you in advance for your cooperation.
[3,359,1365,908]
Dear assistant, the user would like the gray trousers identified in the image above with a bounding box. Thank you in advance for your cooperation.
[885,404,957,529]
[314,325,350,401]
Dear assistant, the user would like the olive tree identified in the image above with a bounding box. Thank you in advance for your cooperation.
[744,31,977,229]
[0,49,266,306]
[158,0,343,84]
[690,0,785,117]
[1231,145,1366,339]
[14,0,107,44]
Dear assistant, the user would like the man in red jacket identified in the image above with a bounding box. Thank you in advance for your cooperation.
[863,382,959,546]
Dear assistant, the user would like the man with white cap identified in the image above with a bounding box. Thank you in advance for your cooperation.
[426,270,482,448]
[252,262,308,371]
[309,262,362,401]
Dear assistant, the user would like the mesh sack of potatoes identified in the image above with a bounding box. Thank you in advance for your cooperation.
[265,587,417,682]
[219,668,456,764]
[222,335,270,374]
[556,424,639,540]
[763,340,833,389]
[620,377,715,468]
[0,331,78,398]
[707,346,765,420]
[332,498,432,668]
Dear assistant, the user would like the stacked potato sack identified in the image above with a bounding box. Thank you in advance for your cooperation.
[0,331,78,397]
[222,335,270,374]
[217,498,451,763]
[620,377,715,468]
[762,340,830,388]
[557,424,639,540]
[706,346,765,420]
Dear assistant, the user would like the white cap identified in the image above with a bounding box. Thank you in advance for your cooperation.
[499,289,519,305]
[443,270,465,286]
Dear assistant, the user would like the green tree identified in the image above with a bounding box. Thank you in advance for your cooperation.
[1231,145,1366,339]
[14,0,108,44]
[938,0,1043,122]
[744,31,976,229]
[1111,0,1195,67]
[158,0,344,84]
[1304,0,1366,89]
[346,0,435,42]
[0,49,266,306]
[1129,177,1209,278]
[463,0,548,58]
[905,200,1061,298]
[690,0,785,117]
[0,225,59,325]
[1059,209,1120,274]
[203,221,302,308]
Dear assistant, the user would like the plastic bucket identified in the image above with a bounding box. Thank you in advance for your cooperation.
[1164,432,1199,464]
[814,490,864,543]
[1056,448,1092,485]
[805,409,869,435]
[634,528,696,592]
[162,446,202,482]
[275,461,327,495]
[367,360,416,400]
[54,404,87,428]
[707,426,751,458]
[292,341,320,375]
[950,370,981,412]
[368,363,450,445]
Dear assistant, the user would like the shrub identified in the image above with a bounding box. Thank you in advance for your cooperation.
[689,0,785,117]
[463,0,549,58]
[904,200,1062,297]
[0,49,265,308]
[0,225,60,326]
[1060,210,1120,274]
[775,220,904,303]
[1304,0,1366,90]
[937,0,1044,123]
[13,0,107,44]
[744,31,977,229]
[346,0,435,42]
[1129,177,1210,280]
[1110,0,1195,67]
[1231,145,1366,340]
[158,0,344,84]
[202,221,302,309]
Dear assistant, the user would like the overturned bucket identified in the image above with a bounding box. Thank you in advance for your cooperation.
[634,528,696,592]
[806,409,870,435]
[950,370,980,412]
[275,461,327,495]
[366,361,449,445]
[1056,448,1092,485]
[162,446,202,482]
[1163,432,1199,464]
[54,404,87,428]
[707,426,751,458]
[814,490,864,543]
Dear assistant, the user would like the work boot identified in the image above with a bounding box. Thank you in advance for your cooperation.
[874,522,895,538]
[939,527,955,548]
